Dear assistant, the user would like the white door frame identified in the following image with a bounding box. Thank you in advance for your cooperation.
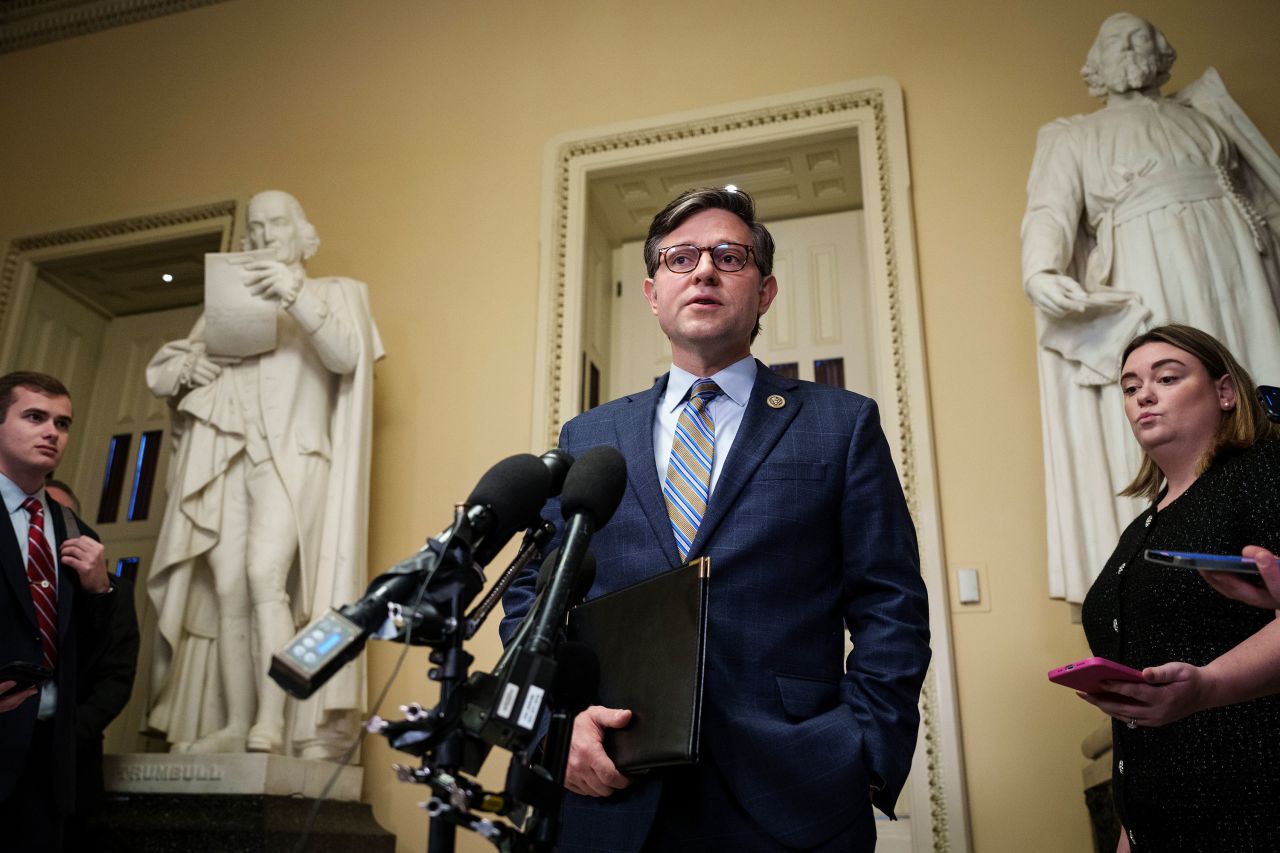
[530,78,970,853]
[0,200,240,369]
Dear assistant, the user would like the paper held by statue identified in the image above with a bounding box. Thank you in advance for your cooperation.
[566,557,710,774]
[204,248,278,357]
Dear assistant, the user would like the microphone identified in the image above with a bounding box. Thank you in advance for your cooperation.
[527,445,627,656]
[490,546,597,680]
[536,448,575,497]
[459,447,625,754]
[469,448,572,567]
[463,449,576,636]
[459,546,596,759]
[269,453,554,699]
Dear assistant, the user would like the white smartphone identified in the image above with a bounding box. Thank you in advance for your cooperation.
[1144,549,1260,575]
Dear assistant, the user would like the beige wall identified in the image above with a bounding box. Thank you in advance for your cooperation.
[3,1,1279,850]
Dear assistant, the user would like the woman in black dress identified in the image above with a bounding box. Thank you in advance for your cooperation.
[1079,324,1280,852]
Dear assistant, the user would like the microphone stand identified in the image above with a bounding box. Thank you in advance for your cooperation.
[465,520,555,638]
[368,510,577,853]
[414,512,552,853]
[426,581,471,853]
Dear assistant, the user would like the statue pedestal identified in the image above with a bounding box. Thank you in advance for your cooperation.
[105,752,364,799]
[90,754,393,852]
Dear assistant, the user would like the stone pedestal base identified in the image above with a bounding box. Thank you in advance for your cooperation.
[105,752,363,800]
[88,793,395,852]
[87,755,393,852]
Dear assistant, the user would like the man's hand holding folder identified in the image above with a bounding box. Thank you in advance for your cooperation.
[565,706,633,797]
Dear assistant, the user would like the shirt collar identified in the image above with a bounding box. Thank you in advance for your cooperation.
[663,355,757,412]
[0,471,41,515]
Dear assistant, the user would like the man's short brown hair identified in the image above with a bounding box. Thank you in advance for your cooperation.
[0,371,70,421]
[643,186,775,279]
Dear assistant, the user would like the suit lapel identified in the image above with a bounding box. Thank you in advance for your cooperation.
[1,499,38,631]
[688,363,801,557]
[614,375,683,570]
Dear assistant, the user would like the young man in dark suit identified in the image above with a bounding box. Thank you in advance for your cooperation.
[502,188,931,851]
[0,372,114,851]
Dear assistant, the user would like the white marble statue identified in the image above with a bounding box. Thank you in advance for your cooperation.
[145,190,384,758]
[1022,12,1280,602]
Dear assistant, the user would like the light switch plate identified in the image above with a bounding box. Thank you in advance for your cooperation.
[950,562,991,613]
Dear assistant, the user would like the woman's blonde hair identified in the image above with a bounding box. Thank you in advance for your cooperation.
[1119,324,1279,501]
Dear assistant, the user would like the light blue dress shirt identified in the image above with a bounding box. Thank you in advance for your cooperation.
[653,355,757,497]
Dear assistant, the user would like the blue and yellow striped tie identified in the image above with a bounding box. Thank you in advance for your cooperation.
[664,379,721,560]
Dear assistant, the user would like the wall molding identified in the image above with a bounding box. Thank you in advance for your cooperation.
[0,199,238,367]
[532,79,971,853]
[0,0,230,54]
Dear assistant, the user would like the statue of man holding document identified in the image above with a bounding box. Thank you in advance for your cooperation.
[144,190,384,759]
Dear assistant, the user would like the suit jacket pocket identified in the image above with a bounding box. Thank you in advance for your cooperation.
[775,672,839,720]
[759,461,828,481]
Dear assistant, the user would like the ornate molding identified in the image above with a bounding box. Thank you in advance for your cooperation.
[540,87,951,851]
[544,90,906,445]
[0,199,237,340]
[0,0,230,54]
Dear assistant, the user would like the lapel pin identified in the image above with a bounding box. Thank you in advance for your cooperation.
[767,394,786,409]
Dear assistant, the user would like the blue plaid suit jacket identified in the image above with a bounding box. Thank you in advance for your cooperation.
[501,362,930,851]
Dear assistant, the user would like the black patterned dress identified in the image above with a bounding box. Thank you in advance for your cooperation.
[1082,439,1280,852]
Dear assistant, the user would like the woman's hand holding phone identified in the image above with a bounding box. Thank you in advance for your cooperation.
[1200,546,1280,609]
[1075,662,1214,728]
[1049,656,1215,727]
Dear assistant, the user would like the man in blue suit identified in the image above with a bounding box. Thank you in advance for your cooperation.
[502,187,930,851]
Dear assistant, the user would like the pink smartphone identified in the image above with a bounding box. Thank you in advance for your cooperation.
[1047,657,1144,693]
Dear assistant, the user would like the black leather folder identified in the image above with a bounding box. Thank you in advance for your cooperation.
[566,557,710,773]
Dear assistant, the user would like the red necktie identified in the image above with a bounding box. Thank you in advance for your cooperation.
[21,497,57,669]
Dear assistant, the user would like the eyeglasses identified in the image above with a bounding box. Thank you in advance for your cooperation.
[658,242,755,274]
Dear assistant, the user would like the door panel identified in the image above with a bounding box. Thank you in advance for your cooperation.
[70,304,202,753]
[9,275,110,485]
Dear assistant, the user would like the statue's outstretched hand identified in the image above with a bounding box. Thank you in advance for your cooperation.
[1026,272,1091,318]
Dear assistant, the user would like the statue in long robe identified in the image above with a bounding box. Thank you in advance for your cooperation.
[145,190,384,758]
[1022,13,1280,602]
